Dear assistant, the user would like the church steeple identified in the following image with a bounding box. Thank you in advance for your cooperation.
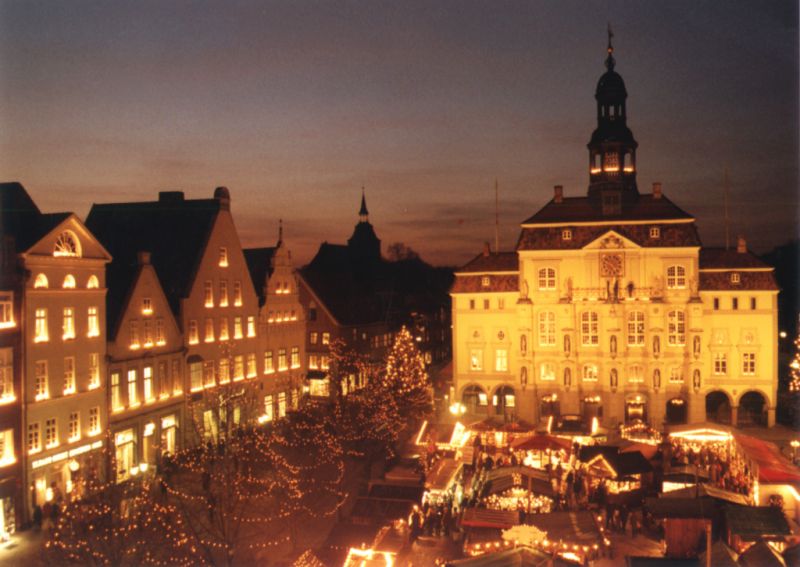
[588,26,639,213]
[359,187,369,223]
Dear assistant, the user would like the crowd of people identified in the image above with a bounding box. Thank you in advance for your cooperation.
[666,439,755,499]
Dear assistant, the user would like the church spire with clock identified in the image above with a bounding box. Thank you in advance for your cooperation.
[588,27,639,214]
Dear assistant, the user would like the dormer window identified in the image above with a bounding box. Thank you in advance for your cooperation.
[53,231,80,257]
[219,247,228,267]
[34,274,49,289]
[562,229,572,241]
[481,276,490,288]
[62,275,76,289]
[731,272,741,284]
[649,227,660,239]
[142,298,153,315]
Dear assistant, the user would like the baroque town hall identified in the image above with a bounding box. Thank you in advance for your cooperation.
[451,41,778,430]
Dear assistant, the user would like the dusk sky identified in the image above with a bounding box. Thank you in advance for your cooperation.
[1,1,797,266]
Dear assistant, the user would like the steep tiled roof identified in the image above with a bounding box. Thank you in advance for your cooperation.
[521,193,693,225]
[456,251,518,273]
[451,274,519,293]
[0,182,72,253]
[699,271,778,291]
[243,247,276,306]
[517,222,700,250]
[86,194,220,324]
[700,248,772,270]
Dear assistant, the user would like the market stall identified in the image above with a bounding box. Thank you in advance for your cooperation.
[423,457,462,505]
[510,434,572,470]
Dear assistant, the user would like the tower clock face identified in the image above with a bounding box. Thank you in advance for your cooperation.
[600,253,624,277]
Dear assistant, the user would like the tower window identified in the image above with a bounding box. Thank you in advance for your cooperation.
[649,227,660,239]
[731,273,741,284]
[481,276,490,288]
[604,152,619,172]
[562,229,572,241]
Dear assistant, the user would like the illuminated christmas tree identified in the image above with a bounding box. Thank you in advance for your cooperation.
[790,330,800,392]
[381,326,432,417]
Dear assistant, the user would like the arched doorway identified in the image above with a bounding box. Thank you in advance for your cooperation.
[493,385,516,421]
[706,391,732,424]
[625,394,647,424]
[462,385,488,415]
[581,395,603,427]
[738,391,767,427]
[666,398,687,425]
[540,393,560,419]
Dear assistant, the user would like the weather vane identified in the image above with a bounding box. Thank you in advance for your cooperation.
[606,23,616,70]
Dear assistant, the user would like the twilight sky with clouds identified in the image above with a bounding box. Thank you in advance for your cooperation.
[1,0,797,266]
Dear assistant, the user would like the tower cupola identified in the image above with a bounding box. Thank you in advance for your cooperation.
[588,26,639,209]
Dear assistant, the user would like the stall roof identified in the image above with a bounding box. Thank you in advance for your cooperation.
[738,540,787,567]
[526,511,602,544]
[469,418,537,433]
[447,547,550,567]
[461,509,520,529]
[511,434,572,452]
[484,466,554,497]
[660,483,749,506]
[645,497,715,519]
[426,458,461,491]
[585,450,652,478]
[698,541,739,567]
[734,433,800,485]
[723,504,791,540]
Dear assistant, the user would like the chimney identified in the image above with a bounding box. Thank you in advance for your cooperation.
[483,242,491,257]
[137,251,151,265]
[158,191,184,203]
[737,236,747,254]
[214,186,231,211]
[554,185,564,204]
[652,182,662,200]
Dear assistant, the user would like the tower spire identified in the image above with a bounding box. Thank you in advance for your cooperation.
[278,218,283,245]
[359,186,369,222]
[606,23,615,71]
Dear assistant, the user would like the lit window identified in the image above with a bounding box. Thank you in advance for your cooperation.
[156,318,165,345]
[264,351,274,374]
[141,320,152,347]
[580,311,599,346]
[111,371,122,411]
[713,353,727,375]
[320,355,330,370]
[219,281,229,307]
[246,353,257,377]
[233,281,242,306]
[142,297,153,315]
[247,316,256,338]
[278,348,288,371]
[538,268,556,290]
[203,361,215,387]
[34,273,49,289]
[144,366,153,401]
[35,361,48,400]
[0,348,14,403]
[322,332,330,345]
[742,353,756,375]
[278,392,286,418]
[731,272,741,284]
[562,229,572,241]
[540,363,556,381]
[582,364,598,382]
[308,354,319,369]
[219,359,230,384]
[89,407,100,435]
[88,352,100,390]
[87,306,100,337]
[666,265,686,289]
[0,429,15,466]
[34,308,48,342]
[45,418,58,449]
[28,422,41,454]
[538,311,556,346]
[189,362,202,391]
[290,309,297,321]
[627,311,645,346]
[129,320,140,349]
[204,280,214,308]
[87,275,99,289]
[628,365,644,383]
[204,318,214,343]
[234,356,244,381]
[68,412,80,442]
[649,227,660,239]
[481,276,490,288]
[0,292,13,329]
[290,346,300,369]
[310,332,318,345]
[127,369,138,406]
[234,317,243,339]
[53,231,80,257]
[62,307,75,340]
[219,317,229,340]
[63,356,76,395]
[171,359,181,394]
[469,349,483,371]
[219,247,229,267]
[188,319,199,345]
[669,367,683,383]
[263,395,274,422]
[62,274,76,289]
[667,311,685,346]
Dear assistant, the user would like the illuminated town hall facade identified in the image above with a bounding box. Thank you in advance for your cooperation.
[451,45,779,430]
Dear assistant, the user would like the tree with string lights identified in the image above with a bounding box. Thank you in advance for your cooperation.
[45,451,202,566]
[380,325,432,421]
[790,328,800,393]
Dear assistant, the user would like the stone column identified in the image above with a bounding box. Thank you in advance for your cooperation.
[689,392,705,424]
[768,406,776,428]
[731,405,738,428]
